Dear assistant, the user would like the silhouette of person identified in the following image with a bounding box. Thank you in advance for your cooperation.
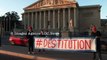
[90,25,102,60]
[26,26,34,54]
[38,30,45,52]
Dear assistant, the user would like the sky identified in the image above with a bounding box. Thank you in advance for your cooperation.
[0,0,107,20]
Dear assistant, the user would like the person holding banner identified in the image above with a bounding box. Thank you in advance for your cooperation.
[38,30,46,52]
[90,25,102,60]
[26,26,34,54]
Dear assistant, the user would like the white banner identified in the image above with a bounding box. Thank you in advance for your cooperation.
[34,37,96,52]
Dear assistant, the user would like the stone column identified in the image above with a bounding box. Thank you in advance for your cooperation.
[29,13,31,26]
[68,8,72,31]
[74,8,77,30]
[33,12,35,30]
[24,13,27,28]
[37,12,39,30]
[43,11,46,29]
[68,8,71,24]
[58,9,60,29]
[35,12,37,29]
[41,12,43,29]
[39,11,41,29]
[73,7,78,35]
[31,12,33,28]
[63,9,65,30]
[23,14,26,29]
[53,10,55,29]
[48,10,50,29]
[27,13,30,26]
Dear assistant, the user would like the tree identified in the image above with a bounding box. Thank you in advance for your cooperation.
[0,16,5,29]
[4,11,20,31]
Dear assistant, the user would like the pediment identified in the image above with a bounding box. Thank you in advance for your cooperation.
[24,0,77,10]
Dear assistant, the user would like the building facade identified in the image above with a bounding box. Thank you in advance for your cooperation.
[22,0,101,33]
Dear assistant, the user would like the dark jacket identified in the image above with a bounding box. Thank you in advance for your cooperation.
[91,31,101,38]
[91,31,101,52]
[26,31,34,43]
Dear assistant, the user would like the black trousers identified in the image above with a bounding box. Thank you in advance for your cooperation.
[93,38,102,60]
[93,51,102,60]
[28,41,34,52]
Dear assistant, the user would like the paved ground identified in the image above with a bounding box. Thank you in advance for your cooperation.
[0,45,56,60]
[0,54,31,60]
[0,45,107,60]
